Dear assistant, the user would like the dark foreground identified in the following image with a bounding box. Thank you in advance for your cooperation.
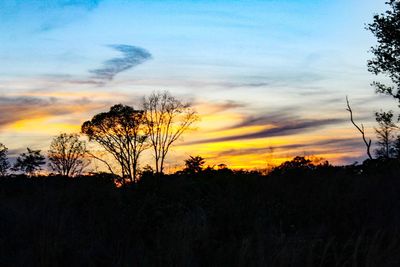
[1,159,400,266]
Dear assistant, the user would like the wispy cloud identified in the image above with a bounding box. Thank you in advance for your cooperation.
[0,96,54,127]
[211,138,363,158]
[194,99,247,114]
[186,112,347,145]
[0,96,103,129]
[90,45,152,82]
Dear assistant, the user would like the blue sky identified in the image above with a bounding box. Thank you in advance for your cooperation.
[0,0,396,169]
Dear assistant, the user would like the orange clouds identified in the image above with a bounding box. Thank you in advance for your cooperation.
[0,96,105,135]
[0,94,368,170]
[171,100,368,169]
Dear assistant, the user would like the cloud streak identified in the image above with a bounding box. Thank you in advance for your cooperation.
[186,113,347,145]
[0,96,103,129]
[90,45,152,81]
[212,138,365,158]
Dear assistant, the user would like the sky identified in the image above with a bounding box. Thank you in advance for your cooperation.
[0,0,396,171]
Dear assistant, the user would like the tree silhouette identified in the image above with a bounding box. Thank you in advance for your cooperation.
[374,111,398,159]
[367,0,400,106]
[12,148,45,176]
[393,135,400,158]
[183,155,205,174]
[81,104,148,182]
[143,91,198,173]
[48,133,89,177]
[346,97,373,160]
[0,143,10,176]
[217,163,227,170]
[276,156,314,170]
[140,164,155,176]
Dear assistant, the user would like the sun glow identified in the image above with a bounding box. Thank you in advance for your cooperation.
[7,118,80,134]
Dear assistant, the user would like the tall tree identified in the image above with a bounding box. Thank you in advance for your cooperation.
[143,91,199,173]
[0,143,10,176]
[81,104,148,182]
[48,133,88,177]
[368,0,400,106]
[374,111,398,159]
[13,148,46,176]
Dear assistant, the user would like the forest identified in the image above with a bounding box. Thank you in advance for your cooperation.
[1,0,400,266]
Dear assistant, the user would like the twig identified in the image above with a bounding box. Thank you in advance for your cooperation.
[87,152,116,175]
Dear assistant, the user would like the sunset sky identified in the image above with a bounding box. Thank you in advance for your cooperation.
[0,0,396,170]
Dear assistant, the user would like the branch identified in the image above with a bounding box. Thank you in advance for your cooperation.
[346,96,373,160]
[87,152,116,175]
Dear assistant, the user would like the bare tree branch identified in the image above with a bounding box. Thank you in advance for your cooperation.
[143,91,199,173]
[48,133,88,177]
[87,152,116,176]
[346,96,373,160]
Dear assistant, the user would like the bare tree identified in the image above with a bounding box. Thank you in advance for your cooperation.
[143,91,199,173]
[374,111,398,159]
[346,96,373,160]
[81,104,148,182]
[48,133,88,177]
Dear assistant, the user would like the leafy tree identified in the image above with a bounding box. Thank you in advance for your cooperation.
[143,91,198,173]
[48,133,88,177]
[183,155,205,174]
[367,0,400,107]
[81,104,148,182]
[13,148,46,176]
[0,143,10,176]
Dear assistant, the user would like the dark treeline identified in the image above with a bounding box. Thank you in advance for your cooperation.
[1,158,400,266]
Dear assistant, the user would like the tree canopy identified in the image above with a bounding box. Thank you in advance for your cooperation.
[81,104,148,182]
[368,0,400,106]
